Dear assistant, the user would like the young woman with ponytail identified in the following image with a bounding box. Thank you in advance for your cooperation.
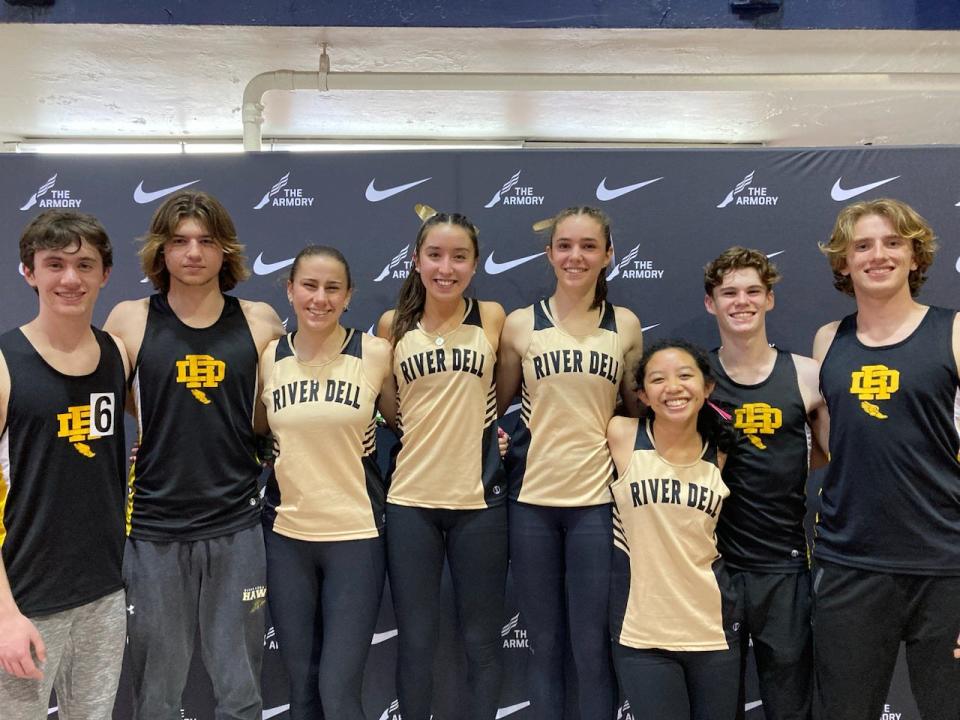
[606,338,741,720]
[376,209,507,720]
[496,206,643,720]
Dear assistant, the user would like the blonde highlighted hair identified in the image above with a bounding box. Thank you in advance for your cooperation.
[820,198,936,297]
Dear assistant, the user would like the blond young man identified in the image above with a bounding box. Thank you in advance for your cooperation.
[105,191,282,720]
[812,198,960,720]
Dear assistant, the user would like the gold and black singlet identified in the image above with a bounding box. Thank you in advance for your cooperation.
[610,419,738,651]
[262,329,383,541]
[507,299,623,506]
[389,298,504,509]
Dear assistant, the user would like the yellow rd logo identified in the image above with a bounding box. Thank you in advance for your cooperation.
[175,354,226,404]
[56,393,115,457]
[734,402,782,450]
[849,364,900,419]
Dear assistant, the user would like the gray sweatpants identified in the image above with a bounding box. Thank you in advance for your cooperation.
[0,589,126,720]
[123,525,266,720]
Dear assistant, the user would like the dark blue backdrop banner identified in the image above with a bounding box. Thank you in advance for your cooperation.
[2,147,953,720]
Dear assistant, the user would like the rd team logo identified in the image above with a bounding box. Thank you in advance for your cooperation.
[175,354,226,404]
[57,392,116,457]
[734,402,782,450]
[850,364,899,419]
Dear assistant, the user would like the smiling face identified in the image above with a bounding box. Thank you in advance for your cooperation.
[287,253,352,334]
[638,347,714,426]
[546,214,612,293]
[24,237,110,318]
[841,213,917,299]
[163,217,225,290]
[415,222,478,303]
[705,266,774,338]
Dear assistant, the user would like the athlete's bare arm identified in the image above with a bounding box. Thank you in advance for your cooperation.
[0,352,46,681]
[108,334,132,383]
[478,301,506,354]
[606,415,639,477]
[103,299,149,415]
[615,306,644,418]
[376,310,399,430]
[810,322,841,466]
[495,306,533,418]
[240,300,284,435]
[791,353,829,467]
[256,338,280,436]
[362,333,394,428]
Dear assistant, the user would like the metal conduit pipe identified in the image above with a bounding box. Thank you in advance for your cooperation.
[241,61,960,150]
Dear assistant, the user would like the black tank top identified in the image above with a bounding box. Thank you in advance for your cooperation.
[0,327,126,616]
[129,294,261,541]
[709,348,809,572]
[818,307,960,575]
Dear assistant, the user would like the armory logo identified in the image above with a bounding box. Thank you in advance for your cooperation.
[485,170,545,207]
[378,699,402,720]
[501,613,529,649]
[606,239,664,281]
[880,704,903,720]
[254,172,315,209]
[20,174,84,211]
[616,700,634,720]
[717,170,779,208]
[374,244,412,282]
[264,625,279,650]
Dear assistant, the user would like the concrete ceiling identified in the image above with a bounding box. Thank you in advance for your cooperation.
[2,24,960,148]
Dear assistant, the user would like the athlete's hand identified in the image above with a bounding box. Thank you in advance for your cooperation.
[0,609,45,679]
[128,440,139,465]
[954,630,959,660]
[498,427,510,458]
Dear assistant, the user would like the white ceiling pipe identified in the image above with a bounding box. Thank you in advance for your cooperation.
[242,67,960,151]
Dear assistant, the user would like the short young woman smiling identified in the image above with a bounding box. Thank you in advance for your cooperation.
[259,246,393,720]
[606,339,741,720]
[497,206,643,720]
[377,211,507,720]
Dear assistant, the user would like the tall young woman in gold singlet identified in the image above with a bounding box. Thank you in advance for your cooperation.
[377,211,507,720]
[259,246,393,720]
[607,339,741,720]
[496,206,643,720]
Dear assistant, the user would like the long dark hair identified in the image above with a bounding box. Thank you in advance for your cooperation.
[390,212,479,343]
[635,338,736,454]
[542,205,611,310]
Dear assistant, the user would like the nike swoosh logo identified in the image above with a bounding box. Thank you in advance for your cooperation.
[596,176,663,201]
[766,250,785,258]
[830,176,899,202]
[496,701,531,718]
[744,700,763,712]
[641,323,660,333]
[48,708,58,716]
[134,179,201,204]
[485,251,545,274]
[263,705,290,719]
[955,255,960,273]
[253,252,296,276]
[371,628,398,644]
[365,177,431,202]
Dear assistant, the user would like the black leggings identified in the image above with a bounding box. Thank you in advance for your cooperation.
[508,501,616,720]
[613,643,741,720]
[264,527,386,720]
[385,503,508,720]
